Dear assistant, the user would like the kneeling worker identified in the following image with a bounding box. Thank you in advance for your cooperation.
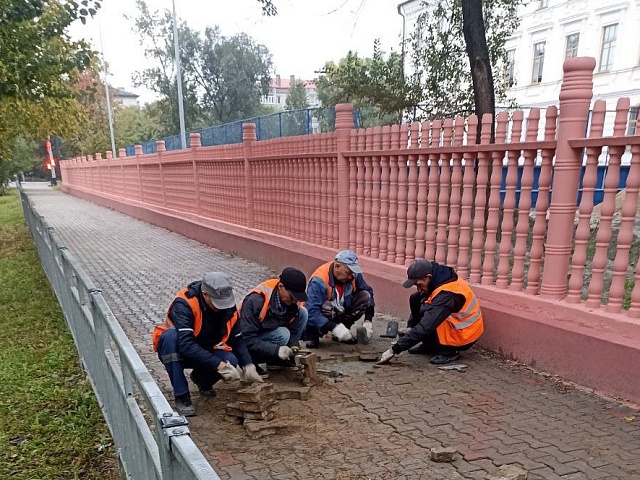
[152,272,263,417]
[378,259,484,365]
[305,250,375,347]
[239,267,308,367]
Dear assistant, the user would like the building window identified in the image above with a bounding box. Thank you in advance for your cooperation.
[537,0,549,9]
[506,49,516,86]
[532,42,545,83]
[565,33,579,59]
[599,24,617,72]
[628,106,639,136]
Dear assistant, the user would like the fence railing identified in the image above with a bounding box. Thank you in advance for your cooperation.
[61,57,640,315]
[18,186,220,480]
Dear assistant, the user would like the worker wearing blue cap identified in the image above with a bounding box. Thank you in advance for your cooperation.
[304,250,375,347]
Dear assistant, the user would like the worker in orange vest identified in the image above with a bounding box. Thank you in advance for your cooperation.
[152,272,262,416]
[239,267,308,369]
[304,250,375,348]
[378,259,484,366]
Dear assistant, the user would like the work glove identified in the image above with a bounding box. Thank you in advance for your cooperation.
[278,345,294,360]
[241,364,264,383]
[217,361,241,382]
[362,320,374,342]
[321,300,335,319]
[331,323,354,342]
[376,348,396,365]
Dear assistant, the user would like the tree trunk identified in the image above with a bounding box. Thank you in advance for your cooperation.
[462,0,495,143]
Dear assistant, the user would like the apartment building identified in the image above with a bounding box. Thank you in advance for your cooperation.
[260,75,320,111]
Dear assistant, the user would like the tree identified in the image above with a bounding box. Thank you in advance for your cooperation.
[408,0,519,123]
[285,81,309,111]
[315,43,420,129]
[0,0,100,191]
[195,28,272,124]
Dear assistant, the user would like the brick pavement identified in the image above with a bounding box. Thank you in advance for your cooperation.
[23,184,640,480]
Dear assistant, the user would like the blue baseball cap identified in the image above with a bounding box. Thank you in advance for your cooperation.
[334,250,362,274]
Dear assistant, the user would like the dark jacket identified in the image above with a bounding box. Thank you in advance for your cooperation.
[240,290,303,360]
[168,281,252,369]
[306,262,375,328]
[392,262,466,354]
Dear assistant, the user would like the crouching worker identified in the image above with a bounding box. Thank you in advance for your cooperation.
[304,250,375,347]
[378,259,484,366]
[239,267,308,368]
[152,272,263,417]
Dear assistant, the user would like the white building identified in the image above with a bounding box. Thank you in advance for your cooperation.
[398,0,640,131]
[260,75,320,111]
[112,87,140,109]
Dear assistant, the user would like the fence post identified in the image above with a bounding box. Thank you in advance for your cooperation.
[336,103,355,250]
[243,123,257,227]
[190,132,202,213]
[540,57,595,298]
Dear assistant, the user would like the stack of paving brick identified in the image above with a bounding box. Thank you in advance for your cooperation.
[226,383,277,423]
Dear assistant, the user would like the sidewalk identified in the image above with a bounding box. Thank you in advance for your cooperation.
[23,183,640,480]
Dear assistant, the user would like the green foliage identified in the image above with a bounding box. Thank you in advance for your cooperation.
[129,0,272,132]
[0,0,100,190]
[0,191,119,479]
[409,0,519,118]
[315,42,420,128]
[285,81,309,111]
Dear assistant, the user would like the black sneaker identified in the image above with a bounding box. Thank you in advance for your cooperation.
[190,372,216,397]
[304,327,321,349]
[430,353,461,365]
[175,393,196,417]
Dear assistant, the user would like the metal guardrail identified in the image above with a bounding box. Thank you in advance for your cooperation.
[18,186,220,480]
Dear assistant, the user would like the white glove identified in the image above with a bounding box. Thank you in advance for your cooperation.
[278,345,294,360]
[376,348,396,365]
[363,320,373,341]
[217,361,241,382]
[242,364,264,383]
[332,323,353,342]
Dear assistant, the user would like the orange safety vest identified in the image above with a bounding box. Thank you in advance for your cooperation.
[152,287,238,352]
[426,277,484,347]
[241,279,296,323]
[310,262,357,301]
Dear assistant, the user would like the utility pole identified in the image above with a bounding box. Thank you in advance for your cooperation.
[171,0,187,149]
[99,21,117,157]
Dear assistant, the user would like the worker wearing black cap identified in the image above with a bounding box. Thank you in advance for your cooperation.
[378,259,484,365]
[239,267,309,367]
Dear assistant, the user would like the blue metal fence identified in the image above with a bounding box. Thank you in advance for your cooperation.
[124,106,341,156]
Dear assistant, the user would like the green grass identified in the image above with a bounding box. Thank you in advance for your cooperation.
[0,189,120,480]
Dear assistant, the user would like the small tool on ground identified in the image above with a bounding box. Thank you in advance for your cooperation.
[437,364,467,372]
[316,368,345,378]
[379,320,399,338]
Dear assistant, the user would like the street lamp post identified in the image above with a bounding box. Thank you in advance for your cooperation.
[171,0,187,149]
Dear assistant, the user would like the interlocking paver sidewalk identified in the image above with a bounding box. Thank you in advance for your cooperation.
[23,184,640,480]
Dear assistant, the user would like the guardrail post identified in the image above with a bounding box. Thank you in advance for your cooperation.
[336,103,355,250]
[540,57,595,298]
[243,123,257,227]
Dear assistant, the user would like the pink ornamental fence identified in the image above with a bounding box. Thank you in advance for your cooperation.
[61,58,640,316]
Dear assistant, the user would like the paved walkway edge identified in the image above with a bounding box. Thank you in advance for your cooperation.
[62,184,640,405]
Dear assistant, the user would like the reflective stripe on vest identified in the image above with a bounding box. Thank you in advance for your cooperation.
[426,277,484,347]
[310,262,356,301]
[152,287,237,352]
[241,279,296,324]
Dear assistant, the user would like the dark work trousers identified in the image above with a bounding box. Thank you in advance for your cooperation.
[333,290,371,329]
[406,291,476,354]
[156,328,238,396]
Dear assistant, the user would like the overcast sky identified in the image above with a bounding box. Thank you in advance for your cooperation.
[69,0,404,104]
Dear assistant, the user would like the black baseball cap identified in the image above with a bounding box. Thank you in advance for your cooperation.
[402,259,433,288]
[280,267,307,302]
